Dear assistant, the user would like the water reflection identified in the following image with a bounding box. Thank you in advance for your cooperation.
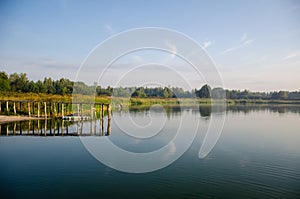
[226,105,300,115]
[128,104,300,118]
[0,118,111,136]
[1,105,299,136]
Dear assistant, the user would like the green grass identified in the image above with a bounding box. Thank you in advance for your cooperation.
[227,99,300,105]
[1,92,300,106]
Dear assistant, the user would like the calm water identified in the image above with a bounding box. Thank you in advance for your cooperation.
[0,105,299,199]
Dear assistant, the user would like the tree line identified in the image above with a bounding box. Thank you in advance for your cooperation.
[0,71,299,100]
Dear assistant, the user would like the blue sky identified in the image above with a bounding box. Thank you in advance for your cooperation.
[0,0,299,91]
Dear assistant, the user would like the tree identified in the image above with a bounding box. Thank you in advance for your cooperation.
[0,71,10,91]
[43,77,55,94]
[211,87,226,99]
[195,84,211,98]
[26,81,39,93]
[278,91,288,100]
[36,80,46,93]
[54,78,73,94]
[131,87,147,98]
[163,87,173,98]
[9,73,29,92]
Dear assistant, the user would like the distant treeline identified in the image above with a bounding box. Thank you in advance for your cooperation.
[1,71,300,100]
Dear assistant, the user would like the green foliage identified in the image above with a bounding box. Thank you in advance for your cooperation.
[0,71,10,91]
[96,86,113,96]
[211,87,226,99]
[9,72,29,92]
[131,87,147,98]
[195,84,211,98]
[163,87,174,98]
[1,71,300,101]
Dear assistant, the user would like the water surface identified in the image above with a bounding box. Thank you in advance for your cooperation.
[0,105,299,199]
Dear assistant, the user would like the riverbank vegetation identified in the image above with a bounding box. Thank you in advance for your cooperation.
[1,71,300,105]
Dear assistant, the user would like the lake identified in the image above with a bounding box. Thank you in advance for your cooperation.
[0,105,299,199]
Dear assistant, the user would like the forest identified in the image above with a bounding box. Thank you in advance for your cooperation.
[1,71,300,100]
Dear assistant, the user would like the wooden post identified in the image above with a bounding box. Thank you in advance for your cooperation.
[77,120,83,135]
[44,102,47,118]
[27,120,30,134]
[90,103,93,119]
[44,119,47,136]
[57,120,60,135]
[96,104,99,118]
[77,103,80,117]
[38,119,40,136]
[53,120,56,135]
[32,120,35,135]
[37,102,40,118]
[19,121,22,135]
[32,102,35,116]
[66,121,69,135]
[28,102,31,117]
[53,102,57,117]
[0,101,2,113]
[13,122,16,135]
[106,118,111,136]
[62,103,64,117]
[101,118,104,135]
[62,120,64,136]
[6,101,9,114]
[94,115,96,134]
[57,102,60,114]
[107,104,111,119]
[80,103,83,118]
[101,104,104,119]
[13,102,16,115]
[94,104,97,119]
[49,119,52,134]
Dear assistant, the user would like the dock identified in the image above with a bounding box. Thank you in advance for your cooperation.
[0,116,111,137]
[0,100,111,119]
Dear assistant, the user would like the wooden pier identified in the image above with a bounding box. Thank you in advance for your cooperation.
[0,117,111,137]
[0,100,111,119]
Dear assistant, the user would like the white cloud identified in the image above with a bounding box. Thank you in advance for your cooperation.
[203,40,213,49]
[240,33,247,42]
[165,40,177,57]
[131,55,144,63]
[243,39,254,46]
[104,25,114,35]
[283,51,300,60]
[162,40,178,63]
[221,33,254,54]
[221,46,239,54]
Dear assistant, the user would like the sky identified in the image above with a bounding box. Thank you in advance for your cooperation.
[0,0,299,91]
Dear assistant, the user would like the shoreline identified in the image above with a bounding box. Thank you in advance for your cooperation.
[0,115,40,124]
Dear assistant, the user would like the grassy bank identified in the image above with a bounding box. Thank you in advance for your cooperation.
[1,92,300,106]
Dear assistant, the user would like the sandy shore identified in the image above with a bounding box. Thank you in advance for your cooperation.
[0,115,40,124]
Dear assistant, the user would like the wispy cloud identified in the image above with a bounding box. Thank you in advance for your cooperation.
[104,25,114,35]
[165,40,177,58]
[221,33,254,54]
[283,51,300,60]
[203,40,214,49]
[158,40,178,64]
[240,33,247,42]
[131,55,144,63]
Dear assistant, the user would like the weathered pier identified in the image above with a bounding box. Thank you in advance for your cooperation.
[0,100,111,119]
[0,117,111,137]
